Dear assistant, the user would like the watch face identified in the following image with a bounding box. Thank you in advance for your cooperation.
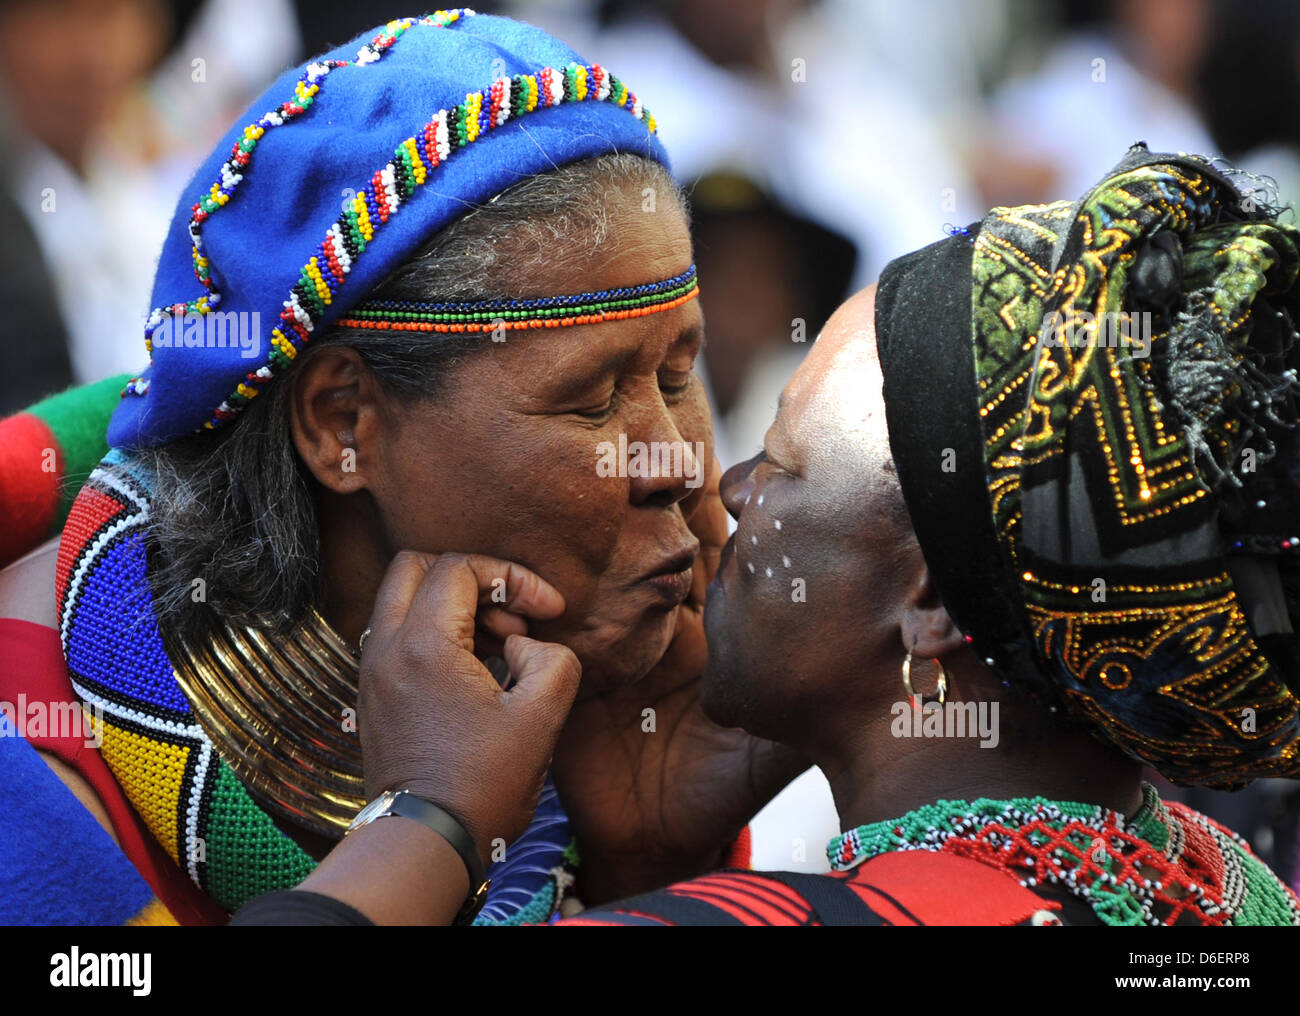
[349,790,397,831]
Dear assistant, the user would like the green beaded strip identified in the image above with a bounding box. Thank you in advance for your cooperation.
[827,784,1299,926]
[828,794,1103,870]
[342,277,699,328]
[1187,812,1298,927]
[1125,784,1172,853]
[201,759,316,911]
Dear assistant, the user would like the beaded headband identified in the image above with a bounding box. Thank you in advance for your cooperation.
[336,264,699,334]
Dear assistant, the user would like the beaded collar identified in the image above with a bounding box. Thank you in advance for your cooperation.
[827,784,1300,926]
[57,447,574,923]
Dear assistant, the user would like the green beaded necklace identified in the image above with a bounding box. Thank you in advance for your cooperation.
[826,784,1299,926]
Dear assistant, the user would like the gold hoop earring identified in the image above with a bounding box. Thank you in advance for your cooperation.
[902,651,947,705]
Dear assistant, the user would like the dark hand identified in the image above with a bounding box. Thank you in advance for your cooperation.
[358,550,582,866]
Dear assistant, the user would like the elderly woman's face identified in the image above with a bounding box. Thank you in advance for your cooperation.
[374,187,707,693]
[701,285,922,741]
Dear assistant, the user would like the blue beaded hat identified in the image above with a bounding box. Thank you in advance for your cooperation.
[108,10,669,449]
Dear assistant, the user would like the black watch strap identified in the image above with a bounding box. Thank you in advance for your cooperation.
[387,792,491,924]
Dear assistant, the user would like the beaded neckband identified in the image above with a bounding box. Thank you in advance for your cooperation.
[827,785,1299,926]
[336,265,699,333]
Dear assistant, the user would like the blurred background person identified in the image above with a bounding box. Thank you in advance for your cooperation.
[981,0,1217,204]
[0,0,300,413]
[0,0,186,410]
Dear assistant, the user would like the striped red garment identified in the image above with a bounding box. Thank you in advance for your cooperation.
[557,850,1061,926]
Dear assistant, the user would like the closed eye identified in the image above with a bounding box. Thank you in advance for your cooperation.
[761,447,799,479]
[659,374,692,397]
[573,390,617,421]
[575,406,613,421]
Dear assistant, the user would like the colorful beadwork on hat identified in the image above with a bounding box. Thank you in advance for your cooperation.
[119,7,664,437]
[138,11,472,365]
[204,56,657,431]
[827,784,1300,926]
[56,448,576,920]
[337,264,699,334]
[108,10,672,449]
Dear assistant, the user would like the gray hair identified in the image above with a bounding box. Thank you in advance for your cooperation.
[141,153,684,642]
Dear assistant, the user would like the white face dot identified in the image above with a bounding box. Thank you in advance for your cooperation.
[764,567,773,578]
[747,562,755,574]
[782,555,791,568]
[757,494,764,506]
[751,535,758,545]
[773,519,782,530]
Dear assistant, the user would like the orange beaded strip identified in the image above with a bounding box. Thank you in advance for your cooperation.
[336,285,699,334]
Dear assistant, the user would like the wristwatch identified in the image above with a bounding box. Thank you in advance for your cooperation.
[347,789,491,924]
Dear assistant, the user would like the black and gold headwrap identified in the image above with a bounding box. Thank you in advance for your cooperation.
[876,144,1300,788]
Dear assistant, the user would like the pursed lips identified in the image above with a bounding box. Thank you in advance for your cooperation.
[636,541,700,603]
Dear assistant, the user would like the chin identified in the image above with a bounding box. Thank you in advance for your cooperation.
[701,642,748,727]
[701,669,785,741]
[701,596,781,737]
[560,608,677,699]
[702,628,743,732]
[700,597,744,727]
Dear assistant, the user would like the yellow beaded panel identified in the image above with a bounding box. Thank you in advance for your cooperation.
[125,898,179,926]
[97,719,190,864]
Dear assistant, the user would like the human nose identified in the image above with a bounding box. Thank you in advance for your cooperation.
[720,451,764,521]
[627,402,696,510]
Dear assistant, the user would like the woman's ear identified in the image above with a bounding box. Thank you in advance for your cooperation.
[288,347,385,495]
[897,562,965,661]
